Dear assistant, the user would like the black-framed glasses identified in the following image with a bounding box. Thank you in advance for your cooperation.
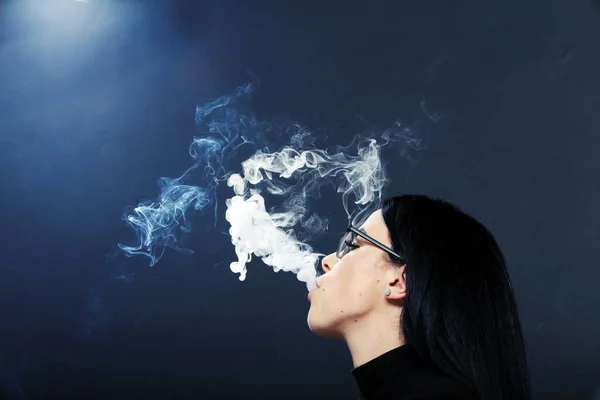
[336,225,404,261]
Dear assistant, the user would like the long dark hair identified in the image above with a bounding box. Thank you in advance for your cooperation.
[381,194,531,400]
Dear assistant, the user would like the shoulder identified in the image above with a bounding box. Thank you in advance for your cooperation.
[370,375,479,400]
[401,373,479,400]
[410,397,478,400]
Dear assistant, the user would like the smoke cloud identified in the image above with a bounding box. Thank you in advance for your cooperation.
[118,83,434,291]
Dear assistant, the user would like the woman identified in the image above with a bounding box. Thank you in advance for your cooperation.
[307,195,531,400]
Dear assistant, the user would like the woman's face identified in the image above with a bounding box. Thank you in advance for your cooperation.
[307,210,402,338]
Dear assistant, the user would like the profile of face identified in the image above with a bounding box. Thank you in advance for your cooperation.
[307,210,406,339]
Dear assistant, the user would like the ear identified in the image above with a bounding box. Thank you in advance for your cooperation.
[386,264,407,301]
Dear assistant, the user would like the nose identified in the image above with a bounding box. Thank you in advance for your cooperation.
[321,252,336,274]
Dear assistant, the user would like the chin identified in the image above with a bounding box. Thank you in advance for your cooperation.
[307,310,343,339]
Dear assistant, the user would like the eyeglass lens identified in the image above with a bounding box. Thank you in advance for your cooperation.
[337,230,356,259]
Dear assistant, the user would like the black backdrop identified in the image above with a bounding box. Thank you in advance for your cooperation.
[1,0,599,398]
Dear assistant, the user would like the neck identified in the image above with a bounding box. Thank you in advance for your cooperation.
[343,312,405,368]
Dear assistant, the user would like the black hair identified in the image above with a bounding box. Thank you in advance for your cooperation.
[381,194,531,400]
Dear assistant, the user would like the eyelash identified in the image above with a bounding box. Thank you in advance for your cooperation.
[345,240,359,250]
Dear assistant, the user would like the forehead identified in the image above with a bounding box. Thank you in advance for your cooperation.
[358,210,389,244]
[359,209,383,230]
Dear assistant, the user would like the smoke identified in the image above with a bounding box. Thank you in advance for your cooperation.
[225,137,385,290]
[118,83,436,291]
[117,83,260,265]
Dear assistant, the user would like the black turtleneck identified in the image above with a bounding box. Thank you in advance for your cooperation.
[351,345,480,400]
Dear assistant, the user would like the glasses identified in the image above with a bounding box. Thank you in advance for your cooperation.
[336,225,404,261]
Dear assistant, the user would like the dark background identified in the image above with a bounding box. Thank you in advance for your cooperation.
[1,0,599,398]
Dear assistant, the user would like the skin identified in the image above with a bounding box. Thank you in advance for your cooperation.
[307,209,408,368]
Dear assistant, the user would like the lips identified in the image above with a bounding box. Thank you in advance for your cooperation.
[307,281,320,301]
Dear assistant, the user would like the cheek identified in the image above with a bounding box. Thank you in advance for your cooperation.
[324,270,366,310]
[317,259,374,307]
[308,268,378,335]
[348,268,381,309]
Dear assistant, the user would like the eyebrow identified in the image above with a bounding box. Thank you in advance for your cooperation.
[356,227,368,243]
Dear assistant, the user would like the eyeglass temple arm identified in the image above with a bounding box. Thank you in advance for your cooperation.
[348,226,404,260]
